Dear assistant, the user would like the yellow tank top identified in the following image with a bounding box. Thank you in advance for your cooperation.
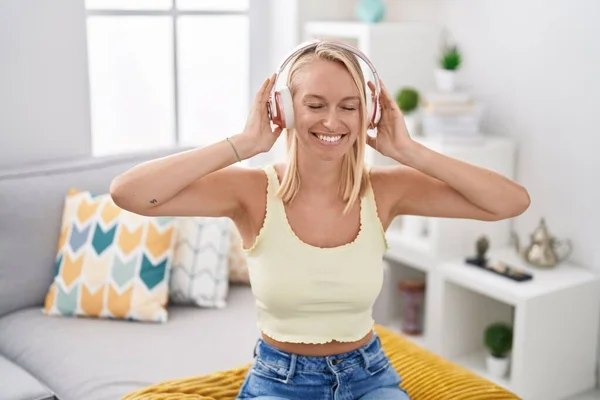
[243,164,389,344]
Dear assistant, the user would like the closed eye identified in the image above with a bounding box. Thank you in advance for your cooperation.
[306,104,356,111]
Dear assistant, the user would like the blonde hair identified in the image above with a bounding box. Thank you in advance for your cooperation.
[276,42,370,215]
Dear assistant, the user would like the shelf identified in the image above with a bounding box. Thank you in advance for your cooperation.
[452,350,513,392]
[437,254,600,400]
[439,247,600,305]
[412,135,516,152]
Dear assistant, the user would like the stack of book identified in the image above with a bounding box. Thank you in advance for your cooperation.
[420,92,484,142]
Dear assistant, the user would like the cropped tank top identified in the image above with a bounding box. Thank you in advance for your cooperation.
[243,164,389,344]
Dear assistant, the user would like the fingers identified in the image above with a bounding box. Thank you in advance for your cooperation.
[367,80,376,95]
[378,79,392,106]
[254,73,277,106]
[268,73,277,92]
[261,73,277,104]
[254,77,269,103]
[377,79,402,113]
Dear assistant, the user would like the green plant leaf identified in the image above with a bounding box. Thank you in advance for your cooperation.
[395,87,420,113]
[484,322,513,358]
[440,45,462,70]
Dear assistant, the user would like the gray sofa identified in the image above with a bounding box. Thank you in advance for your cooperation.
[0,149,261,400]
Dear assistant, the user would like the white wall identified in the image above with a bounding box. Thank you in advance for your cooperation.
[0,0,91,169]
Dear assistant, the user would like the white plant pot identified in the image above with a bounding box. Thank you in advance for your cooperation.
[434,68,458,92]
[485,354,510,378]
[403,113,420,136]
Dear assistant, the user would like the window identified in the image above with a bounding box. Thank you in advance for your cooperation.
[85,0,261,157]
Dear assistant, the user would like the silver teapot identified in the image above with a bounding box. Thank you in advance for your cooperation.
[511,218,573,268]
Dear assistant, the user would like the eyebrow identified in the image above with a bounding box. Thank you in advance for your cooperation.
[304,94,360,101]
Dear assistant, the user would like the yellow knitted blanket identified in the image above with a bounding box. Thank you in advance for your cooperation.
[123,325,519,400]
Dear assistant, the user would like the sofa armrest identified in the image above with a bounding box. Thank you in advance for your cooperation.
[0,354,56,400]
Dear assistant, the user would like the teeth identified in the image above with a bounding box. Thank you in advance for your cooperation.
[316,134,342,143]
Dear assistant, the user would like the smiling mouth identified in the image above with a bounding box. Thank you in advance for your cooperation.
[311,132,347,143]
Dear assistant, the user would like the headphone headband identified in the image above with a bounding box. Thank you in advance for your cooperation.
[271,39,381,99]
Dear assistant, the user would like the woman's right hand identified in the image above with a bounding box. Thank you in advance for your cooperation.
[241,73,283,155]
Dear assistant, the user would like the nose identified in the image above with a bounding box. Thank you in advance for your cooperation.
[322,109,342,132]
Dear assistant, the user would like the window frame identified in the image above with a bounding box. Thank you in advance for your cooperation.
[85,0,269,154]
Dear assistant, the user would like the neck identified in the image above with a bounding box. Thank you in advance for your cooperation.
[295,152,344,199]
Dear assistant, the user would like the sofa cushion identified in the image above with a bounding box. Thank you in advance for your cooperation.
[0,147,189,318]
[0,354,55,400]
[43,188,177,323]
[0,286,260,400]
[169,216,233,308]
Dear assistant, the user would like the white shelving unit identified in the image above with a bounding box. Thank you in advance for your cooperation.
[437,248,600,400]
[376,245,600,400]
[306,21,600,399]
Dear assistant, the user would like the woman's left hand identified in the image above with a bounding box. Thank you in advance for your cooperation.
[366,80,416,162]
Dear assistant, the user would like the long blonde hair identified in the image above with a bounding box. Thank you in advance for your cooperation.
[276,42,370,215]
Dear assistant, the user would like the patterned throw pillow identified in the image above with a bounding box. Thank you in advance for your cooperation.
[43,189,177,323]
[228,225,250,285]
[169,216,233,308]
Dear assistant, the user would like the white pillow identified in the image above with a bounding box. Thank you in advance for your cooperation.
[169,216,233,308]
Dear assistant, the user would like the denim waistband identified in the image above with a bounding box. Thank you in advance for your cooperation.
[252,330,383,374]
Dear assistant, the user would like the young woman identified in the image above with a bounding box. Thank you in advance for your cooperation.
[110,41,530,400]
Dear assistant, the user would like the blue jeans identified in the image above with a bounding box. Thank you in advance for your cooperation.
[236,330,411,400]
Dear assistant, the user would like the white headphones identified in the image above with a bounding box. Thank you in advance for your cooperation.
[267,39,382,131]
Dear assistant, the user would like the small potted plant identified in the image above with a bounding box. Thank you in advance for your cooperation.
[435,44,462,92]
[395,87,420,136]
[484,322,513,378]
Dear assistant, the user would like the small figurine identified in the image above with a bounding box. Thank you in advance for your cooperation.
[466,235,489,267]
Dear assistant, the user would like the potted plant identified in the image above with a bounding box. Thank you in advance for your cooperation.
[395,87,420,137]
[483,322,513,378]
[435,44,462,92]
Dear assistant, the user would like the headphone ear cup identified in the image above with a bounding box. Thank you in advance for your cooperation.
[278,87,295,130]
[366,92,380,129]
[268,93,281,127]
[365,91,373,128]
[372,97,381,127]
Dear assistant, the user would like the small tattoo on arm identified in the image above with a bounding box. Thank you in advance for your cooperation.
[150,199,158,205]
